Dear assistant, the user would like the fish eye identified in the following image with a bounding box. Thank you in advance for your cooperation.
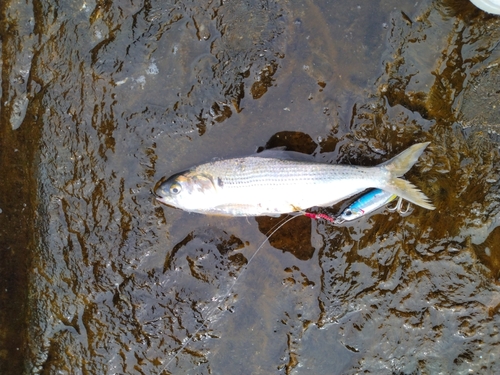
[344,209,352,216]
[170,183,181,195]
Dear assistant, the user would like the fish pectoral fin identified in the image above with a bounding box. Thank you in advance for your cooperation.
[211,203,285,217]
[211,203,259,216]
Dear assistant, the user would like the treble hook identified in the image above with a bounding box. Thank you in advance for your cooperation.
[387,197,411,214]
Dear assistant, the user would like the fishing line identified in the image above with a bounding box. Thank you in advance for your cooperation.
[161,213,303,372]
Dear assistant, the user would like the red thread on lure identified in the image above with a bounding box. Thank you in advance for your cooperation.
[303,212,336,223]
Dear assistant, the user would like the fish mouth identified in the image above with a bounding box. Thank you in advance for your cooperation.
[153,190,166,200]
[153,185,170,205]
[153,176,175,205]
[154,194,177,209]
[153,176,168,195]
[153,176,175,202]
[155,196,169,205]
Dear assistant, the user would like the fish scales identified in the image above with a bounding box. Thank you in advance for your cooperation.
[197,158,376,209]
[205,158,372,186]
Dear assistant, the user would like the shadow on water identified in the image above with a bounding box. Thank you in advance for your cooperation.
[2,0,500,374]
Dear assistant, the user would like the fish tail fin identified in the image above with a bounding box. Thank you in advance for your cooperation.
[381,142,430,176]
[381,142,435,210]
[384,178,435,210]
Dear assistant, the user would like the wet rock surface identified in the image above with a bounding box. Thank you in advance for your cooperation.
[1,0,500,374]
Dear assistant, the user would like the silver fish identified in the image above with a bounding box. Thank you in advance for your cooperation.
[155,142,435,216]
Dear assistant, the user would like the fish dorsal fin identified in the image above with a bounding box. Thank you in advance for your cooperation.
[253,149,317,162]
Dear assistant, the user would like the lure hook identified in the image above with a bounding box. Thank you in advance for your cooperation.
[387,197,411,214]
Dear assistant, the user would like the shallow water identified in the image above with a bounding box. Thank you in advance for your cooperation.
[1,0,500,374]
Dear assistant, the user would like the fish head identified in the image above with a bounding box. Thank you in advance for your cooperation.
[154,170,217,212]
[339,207,364,222]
